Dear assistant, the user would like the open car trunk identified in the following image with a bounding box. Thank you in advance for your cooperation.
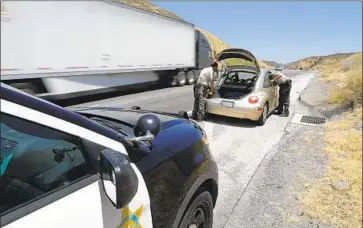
[218,84,253,99]
[213,48,261,100]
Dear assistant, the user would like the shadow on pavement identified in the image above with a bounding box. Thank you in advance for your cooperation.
[205,114,257,128]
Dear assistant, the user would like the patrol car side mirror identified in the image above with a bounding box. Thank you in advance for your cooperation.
[99,149,139,209]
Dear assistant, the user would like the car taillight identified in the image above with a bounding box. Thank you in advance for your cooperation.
[248,96,259,104]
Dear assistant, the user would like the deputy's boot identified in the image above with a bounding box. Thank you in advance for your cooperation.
[275,108,282,115]
[279,104,290,117]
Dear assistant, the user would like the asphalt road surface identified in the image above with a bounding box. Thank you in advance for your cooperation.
[69,70,302,114]
[68,70,316,228]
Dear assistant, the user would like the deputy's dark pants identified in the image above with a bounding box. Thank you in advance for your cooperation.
[277,80,292,113]
[192,84,209,121]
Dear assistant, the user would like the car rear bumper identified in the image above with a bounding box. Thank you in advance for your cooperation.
[206,99,264,121]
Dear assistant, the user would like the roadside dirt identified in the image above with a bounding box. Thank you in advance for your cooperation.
[223,74,341,228]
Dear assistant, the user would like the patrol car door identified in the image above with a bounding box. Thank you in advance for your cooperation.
[0,100,153,228]
[261,71,278,111]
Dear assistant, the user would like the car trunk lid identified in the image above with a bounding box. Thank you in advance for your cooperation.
[216,48,260,74]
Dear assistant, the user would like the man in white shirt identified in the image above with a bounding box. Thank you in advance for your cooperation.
[192,62,219,121]
[269,70,292,117]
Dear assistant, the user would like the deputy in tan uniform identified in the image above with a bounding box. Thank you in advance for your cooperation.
[192,62,219,121]
[269,70,292,117]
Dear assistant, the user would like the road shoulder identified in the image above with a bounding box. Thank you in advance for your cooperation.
[222,72,336,228]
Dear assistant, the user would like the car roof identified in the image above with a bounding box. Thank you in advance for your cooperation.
[0,83,120,142]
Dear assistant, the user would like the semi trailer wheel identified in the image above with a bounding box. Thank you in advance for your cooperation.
[186,71,195,85]
[176,71,186,86]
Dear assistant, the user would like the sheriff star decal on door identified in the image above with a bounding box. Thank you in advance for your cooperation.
[117,205,144,228]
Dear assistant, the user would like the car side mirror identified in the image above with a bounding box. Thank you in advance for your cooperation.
[99,149,139,209]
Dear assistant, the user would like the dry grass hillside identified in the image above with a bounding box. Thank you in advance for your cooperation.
[119,0,271,69]
[287,52,358,70]
[300,52,362,228]
[118,0,183,20]
[262,60,283,68]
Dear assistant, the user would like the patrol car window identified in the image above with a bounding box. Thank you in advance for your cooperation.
[0,113,93,215]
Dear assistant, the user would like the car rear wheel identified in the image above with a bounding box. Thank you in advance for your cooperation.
[178,191,213,228]
[257,103,268,126]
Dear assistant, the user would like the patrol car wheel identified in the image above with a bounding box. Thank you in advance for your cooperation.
[178,191,213,228]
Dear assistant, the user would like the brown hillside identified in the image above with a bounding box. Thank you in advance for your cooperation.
[300,52,362,228]
[118,0,183,20]
[119,0,271,69]
[263,60,283,68]
[287,52,359,70]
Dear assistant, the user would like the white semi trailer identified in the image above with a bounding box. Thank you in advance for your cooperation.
[1,0,214,101]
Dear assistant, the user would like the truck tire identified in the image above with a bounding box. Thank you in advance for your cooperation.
[177,71,186,86]
[186,71,195,85]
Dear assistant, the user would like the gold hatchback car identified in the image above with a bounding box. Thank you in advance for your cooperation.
[206,48,280,126]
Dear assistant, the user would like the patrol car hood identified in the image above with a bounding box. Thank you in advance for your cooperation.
[73,107,190,136]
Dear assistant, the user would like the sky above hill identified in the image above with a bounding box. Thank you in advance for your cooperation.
[153,1,362,63]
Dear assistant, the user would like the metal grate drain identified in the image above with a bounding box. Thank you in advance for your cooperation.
[300,115,326,125]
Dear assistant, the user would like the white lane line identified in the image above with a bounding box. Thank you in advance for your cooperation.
[91,104,99,107]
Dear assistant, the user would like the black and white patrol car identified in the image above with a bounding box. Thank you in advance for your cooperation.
[0,83,218,228]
